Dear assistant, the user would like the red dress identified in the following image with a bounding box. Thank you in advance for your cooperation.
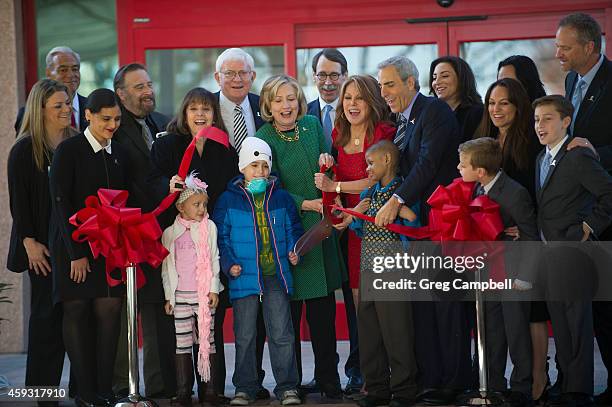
[333,122,396,289]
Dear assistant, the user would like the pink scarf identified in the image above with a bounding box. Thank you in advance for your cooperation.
[176,214,213,381]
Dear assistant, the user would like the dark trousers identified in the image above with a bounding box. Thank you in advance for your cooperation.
[547,300,594,394]
[25,271,65,387]
[214,290,267,395]
[338,228,360,379]
[594,301,612,389]
[291,294,340,388]
[484,300,532,395]
[358,300,418,399]
[413,301,473,390]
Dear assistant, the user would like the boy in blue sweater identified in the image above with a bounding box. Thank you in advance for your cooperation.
[213,137,303,406]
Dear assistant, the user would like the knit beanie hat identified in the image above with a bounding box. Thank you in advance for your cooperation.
[238,137,272,171]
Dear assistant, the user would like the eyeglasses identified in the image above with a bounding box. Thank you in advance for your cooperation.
[315,72,342,82]
[221,70,253,80]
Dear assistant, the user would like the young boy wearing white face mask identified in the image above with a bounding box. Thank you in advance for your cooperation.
[212,137,304,406]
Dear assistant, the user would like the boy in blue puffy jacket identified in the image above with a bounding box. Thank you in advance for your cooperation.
[213,137,303,406]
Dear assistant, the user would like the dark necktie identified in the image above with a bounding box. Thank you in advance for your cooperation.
[394,114,408,149]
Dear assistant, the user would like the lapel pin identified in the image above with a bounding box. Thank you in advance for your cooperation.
[550,160,556,167]
[587,96,595,102]
[410,118,415,124]
[303,127,308,131]
[257,112,261,117]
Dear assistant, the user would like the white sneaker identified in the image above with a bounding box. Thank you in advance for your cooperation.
[280,389,301,405]
[230,392,254,406]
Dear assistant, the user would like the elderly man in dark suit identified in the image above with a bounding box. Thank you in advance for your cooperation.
[375,56,468,406]
[15,46,88,134]
[213,48,264,152]
[534,95,612,407]
[111,63,174,399]
[556,13,612,405]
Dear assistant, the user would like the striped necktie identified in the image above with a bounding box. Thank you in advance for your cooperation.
[394,114,408,149]
[135,118,153,150]
[233,105,248,152]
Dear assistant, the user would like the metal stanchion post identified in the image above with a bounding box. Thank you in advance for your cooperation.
[115,263,157,407]
[457,266,504,406]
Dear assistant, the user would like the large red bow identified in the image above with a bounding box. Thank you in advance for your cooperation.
[426,178,503,242]
[70,127,230,288]
[69,189,168,289]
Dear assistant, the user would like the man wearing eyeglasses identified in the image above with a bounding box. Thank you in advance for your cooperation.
[214,48,265,152]
[304,48,364,398]
[307,49,348,150]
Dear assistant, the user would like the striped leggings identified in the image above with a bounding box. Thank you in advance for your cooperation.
[174,290,216,355]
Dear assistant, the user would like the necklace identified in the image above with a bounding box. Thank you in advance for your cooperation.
[353,138,361,146]
[273,122,300,142]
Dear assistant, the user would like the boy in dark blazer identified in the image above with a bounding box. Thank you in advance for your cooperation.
[458,138,538,407]
[533,95,612,407]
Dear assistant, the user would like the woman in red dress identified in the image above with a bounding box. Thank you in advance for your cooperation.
[315,74,395,306]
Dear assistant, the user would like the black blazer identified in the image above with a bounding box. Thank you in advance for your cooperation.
[213,91,265,132]
[487,171,539,281]
[395,93,461,223]
[565,56,612,173]
[111,105,170,212]
[15,94,89,135]
[7,136,53,272]
[536,137,612,241]
[455,102,483,143]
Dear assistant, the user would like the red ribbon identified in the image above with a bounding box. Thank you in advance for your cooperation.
[332,178,504,242]
[70,127,230,288]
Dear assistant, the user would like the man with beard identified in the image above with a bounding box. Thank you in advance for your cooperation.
[111,63,174,399]
[15,46,88,133]
[305,48,363,398]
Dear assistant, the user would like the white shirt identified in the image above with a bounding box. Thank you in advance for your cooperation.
[481,171,502,195]
[84,127,112,154]
[546,135,569,162]
[219,92,256,148]
[72,93,80,131]
[318,96,339,124]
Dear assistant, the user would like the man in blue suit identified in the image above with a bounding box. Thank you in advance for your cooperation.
[306,48,348,151]
[375,56,468,406]
[304,48,363,397]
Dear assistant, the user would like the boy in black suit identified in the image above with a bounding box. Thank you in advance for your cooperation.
[533,95,612,407]
[458,138,538,407]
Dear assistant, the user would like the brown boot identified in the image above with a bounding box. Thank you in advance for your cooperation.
[174,353,194,406]
[194,347,221,406]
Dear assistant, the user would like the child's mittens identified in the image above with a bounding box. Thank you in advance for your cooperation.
[229,264,242,277]
[164,301,173,315]
[288,251,299,266]
[208,292,219,308]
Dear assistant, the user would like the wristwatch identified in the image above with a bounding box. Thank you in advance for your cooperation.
[335,182,342,194]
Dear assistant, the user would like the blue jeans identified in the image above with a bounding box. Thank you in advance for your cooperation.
[232,275,298,398]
